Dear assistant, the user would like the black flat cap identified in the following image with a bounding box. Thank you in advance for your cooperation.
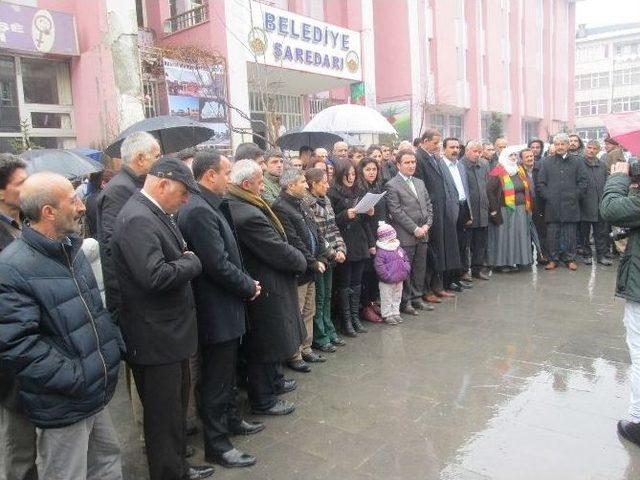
[149,156,199,193]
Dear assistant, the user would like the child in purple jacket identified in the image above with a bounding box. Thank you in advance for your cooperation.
[374,221,411,325]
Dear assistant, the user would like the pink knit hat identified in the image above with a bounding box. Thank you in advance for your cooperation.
[377,221,397,241]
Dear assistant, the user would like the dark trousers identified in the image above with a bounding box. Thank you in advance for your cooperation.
[449,201,471,283]
[361,260,380,306]
[579,221,609,259]
[547,222,578,263]
[333,259,366,291]
[200,339,240,458]
[533,203,548,260]
[423,247,443,295]
[131,360,189,480]
[469,227,488,273]
[246,361,283,411]
[401,242,427,305]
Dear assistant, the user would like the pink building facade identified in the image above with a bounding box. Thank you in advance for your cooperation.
[0,0,576,153]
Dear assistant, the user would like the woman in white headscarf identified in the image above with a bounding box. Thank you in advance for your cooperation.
[486,145,534,272]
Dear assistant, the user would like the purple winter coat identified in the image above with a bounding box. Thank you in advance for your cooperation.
[374,244,411,284]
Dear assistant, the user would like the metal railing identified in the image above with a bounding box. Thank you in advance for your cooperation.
[164,2,209,34]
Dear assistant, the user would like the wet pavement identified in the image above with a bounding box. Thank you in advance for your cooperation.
[113,262,640,479]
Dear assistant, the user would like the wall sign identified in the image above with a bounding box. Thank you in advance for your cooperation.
[0,3,78,55]
[248,1,362,81]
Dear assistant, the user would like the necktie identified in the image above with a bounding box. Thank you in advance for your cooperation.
[406,176,417,197]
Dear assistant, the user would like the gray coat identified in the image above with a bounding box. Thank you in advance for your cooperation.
[462,157,490,228]
[538,154,588,223]
[580,157,609,222]
[386,173,433,247]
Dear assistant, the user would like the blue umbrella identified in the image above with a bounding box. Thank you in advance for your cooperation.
[20,149,103,179]
[70,148,104,163]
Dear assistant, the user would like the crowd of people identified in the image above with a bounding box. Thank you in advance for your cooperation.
[0,127,628,480]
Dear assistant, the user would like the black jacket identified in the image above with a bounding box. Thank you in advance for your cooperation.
[326,185,375,263]
[538,154,588,223]
[580,157,608,222]
[227,193,307,363]
[272,191,328,285]
[177,188,256,345]
[96,166,145,315]
[0,228,123,428]
[112,193,202,365]
[463,158,490,228]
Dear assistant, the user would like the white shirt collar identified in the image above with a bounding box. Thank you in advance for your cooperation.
[141,189,166,214]
[398,172,412,181]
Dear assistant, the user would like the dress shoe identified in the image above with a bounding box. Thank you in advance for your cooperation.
[313,342,337,353]
[435,290,455,298]
[251,399,295,416]
[208,448,257,468]
[447,283,462,292]
[412,300,434,311]
[331,337,346,347]
[186,465,215,479]
[544,261,557,270]
[400,304,418,316]
[228,420,265,436]
[598,257,613,266]
[302,351,326,363]
[422,294,442,303]
[186,445,196,458]
[286,359,311,373]
[567,262,578,271]
[276,379,297,395]
[618,420,640,447]
[472,271,490,280]
[458,280,473,289]
[361,305,383,323]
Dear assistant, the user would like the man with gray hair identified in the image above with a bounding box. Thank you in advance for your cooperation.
[0,172,124,479]
[332,141,349,160]
[226,161,307,415]
[272,169,329,373]
[538,133,588,270]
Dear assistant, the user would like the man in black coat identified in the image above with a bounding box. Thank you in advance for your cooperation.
[579,139,611,266]
[528,138,548,264]
[415,129,458,302]
[226,160,307,416]
[112,158,213,480]
[538,133,589,271]
[462,141,490,280]
[177,150,263,469]
[272,169,329,373]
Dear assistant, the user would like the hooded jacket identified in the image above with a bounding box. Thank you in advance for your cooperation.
[374,239,411,284]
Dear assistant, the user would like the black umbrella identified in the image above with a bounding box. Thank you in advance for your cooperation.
[276,128,344,151]
[20,149,103,179]
[105,115,218,158]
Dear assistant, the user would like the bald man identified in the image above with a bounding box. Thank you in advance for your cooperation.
[0,173,124,480]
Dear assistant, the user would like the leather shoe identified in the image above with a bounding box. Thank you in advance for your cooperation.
[447,283,462,292]
[567,262,578,271]
[618,419,640,447]
[251,399,295,416]
[458,280,473,289]
[435,290,455,298]
[208,448,257,468]
[400,304,418,316]
[287,359,311,373]
[598,257,613,266]
[411,300,434,311]
[302,351,326,363]
[331,337,346,347]
[313,342,337,353]
[544,261,557,270]
[276,379,297,395]
[422,294,442,303]
[186,465,215,479]
[186,445,196,458]
[228,419,265,436]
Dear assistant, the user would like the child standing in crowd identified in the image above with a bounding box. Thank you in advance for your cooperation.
[374,221,411,325]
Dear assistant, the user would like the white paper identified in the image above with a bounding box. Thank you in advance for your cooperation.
[353,191,387,214]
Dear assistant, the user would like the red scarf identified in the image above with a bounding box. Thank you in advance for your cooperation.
[490,164,532,213]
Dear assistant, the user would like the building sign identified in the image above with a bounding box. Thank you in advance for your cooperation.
[248,1,362,81]
[163,59,230,147]
[0,3,78,56]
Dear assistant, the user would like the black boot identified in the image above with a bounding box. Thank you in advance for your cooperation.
[349,285,368,333]
[338,288,357,337]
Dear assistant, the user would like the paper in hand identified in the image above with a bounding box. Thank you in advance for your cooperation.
[353,191,387,214]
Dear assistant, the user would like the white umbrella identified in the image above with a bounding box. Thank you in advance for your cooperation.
[302,104,398,136]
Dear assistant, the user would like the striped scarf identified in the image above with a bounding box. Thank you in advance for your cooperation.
[491,164,532,212]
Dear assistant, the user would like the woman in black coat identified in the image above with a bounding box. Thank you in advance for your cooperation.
[356,158,387,323]
[327,160,375,336]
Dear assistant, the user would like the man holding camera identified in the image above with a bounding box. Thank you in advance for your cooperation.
[601,161,640,447]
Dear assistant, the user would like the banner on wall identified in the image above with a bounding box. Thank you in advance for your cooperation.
[163,59,230,146]
[350,82,365,105]
[377,101,412,141]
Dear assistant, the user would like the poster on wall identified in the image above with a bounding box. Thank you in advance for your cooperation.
[376,100,411,141]
[163,59,230,147]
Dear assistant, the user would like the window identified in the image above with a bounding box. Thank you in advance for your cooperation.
[0,57,20,133]
[522,120,539,143]
[576,45,607,61]
[613,67,640,86]
[21,58,72,105]
[449,115,463,138]
[249,92,303,132]
[135,0,147,27]
[481,114,490,141]
[615,42,640,57]
[430,113,463,138]
[574,72,609,90]
[576,127,607,141]
[612,96,640,113]
[574,99,608,117]
[430,114,445,133]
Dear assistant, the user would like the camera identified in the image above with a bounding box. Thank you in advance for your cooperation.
[629,157,640,183]
[611,226,630,241]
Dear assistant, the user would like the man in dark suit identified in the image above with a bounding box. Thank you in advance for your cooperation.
[178,150,263,469]
[386,150,434,315]
[112,158,213,480]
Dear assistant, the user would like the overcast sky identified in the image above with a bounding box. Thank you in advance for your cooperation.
[576,0,640,27]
